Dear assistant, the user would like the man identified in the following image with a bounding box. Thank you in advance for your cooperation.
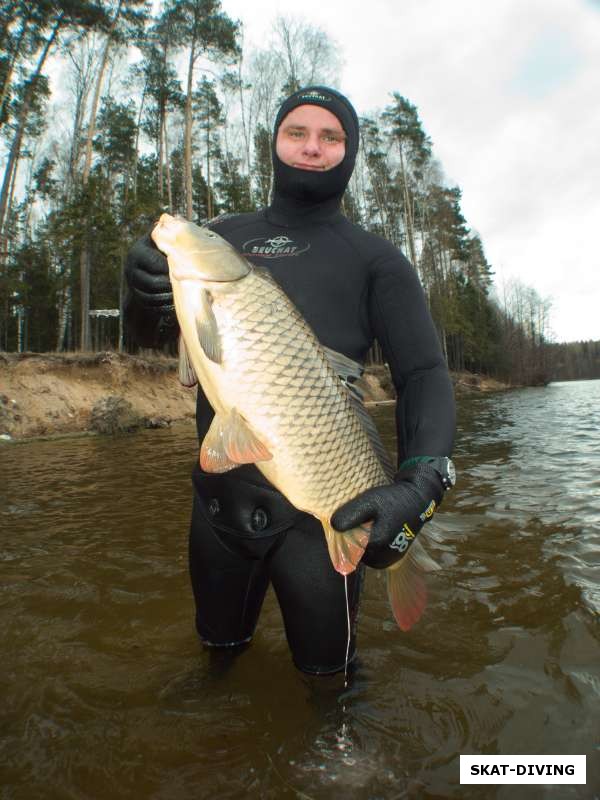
[124,86,456,675]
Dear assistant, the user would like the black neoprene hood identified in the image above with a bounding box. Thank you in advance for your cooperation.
[271,85,360,205]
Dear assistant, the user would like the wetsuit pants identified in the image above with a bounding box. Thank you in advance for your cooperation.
[188,492,364,675]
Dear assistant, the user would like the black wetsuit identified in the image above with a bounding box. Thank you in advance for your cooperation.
[151,197,453,674]
[124,87,455,675]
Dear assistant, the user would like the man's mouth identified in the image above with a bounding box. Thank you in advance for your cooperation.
[293,163,326,171]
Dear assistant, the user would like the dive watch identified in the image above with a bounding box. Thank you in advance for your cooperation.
[427,456,456,491]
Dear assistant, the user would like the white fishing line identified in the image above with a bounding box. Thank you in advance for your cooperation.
[343,574,351,688]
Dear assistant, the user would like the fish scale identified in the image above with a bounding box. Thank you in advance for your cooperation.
[206,267,386,520]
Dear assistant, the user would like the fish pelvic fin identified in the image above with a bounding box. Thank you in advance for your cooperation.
[322,518,370,576]
[200,408,272,473]
[178,335,198,387]
[196,289,222,364]
[385,538,439,631]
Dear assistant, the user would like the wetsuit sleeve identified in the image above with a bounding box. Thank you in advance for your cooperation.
[368,250,456,465]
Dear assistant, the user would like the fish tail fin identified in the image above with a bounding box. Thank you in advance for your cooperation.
[386,539,439,631]
[322,519,370,576]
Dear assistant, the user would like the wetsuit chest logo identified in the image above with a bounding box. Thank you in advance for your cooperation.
[242,235,310,259]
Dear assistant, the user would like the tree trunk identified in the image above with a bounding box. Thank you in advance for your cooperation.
[64,40,96,197]
[206,109,212,219]
[81,37,113,185]
[398,141,417,266]
[118,248,126,352]
[0,14,29,122]
[184,43,195,221]
[235,43,252,176]
[79,246,91,350]
[79,3,122,351]
[0,13,63,234]
[0,119,24,234]
[56,282,67,351]
[157,96,164,200]
[67,82,87,194]
[22,142,39,238]
[132,83,146,202]
[163,113,173,212]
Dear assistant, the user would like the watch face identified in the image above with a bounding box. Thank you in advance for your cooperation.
[446,458,456,487]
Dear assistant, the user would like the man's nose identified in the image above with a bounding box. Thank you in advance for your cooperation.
[302,133,321,156]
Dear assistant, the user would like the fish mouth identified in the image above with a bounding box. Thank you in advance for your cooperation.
[153,214,252,283]
[155,212,181,229]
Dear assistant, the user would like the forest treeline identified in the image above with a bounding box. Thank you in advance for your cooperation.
[548,341,600,381]
[0,0,587,384]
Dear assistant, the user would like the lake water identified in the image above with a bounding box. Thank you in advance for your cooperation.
[1,380,599,799]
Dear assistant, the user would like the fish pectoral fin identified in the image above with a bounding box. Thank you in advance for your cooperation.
[385,542,433,632]
[196,289,222,364]
[322,519,370,576]
[178,335,198,387]
[200,408,272,473]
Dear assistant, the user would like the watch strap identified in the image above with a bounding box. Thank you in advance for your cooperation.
[399,456,455,490]
[399,455,437,470]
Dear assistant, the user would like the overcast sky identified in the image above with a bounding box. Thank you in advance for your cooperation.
[219,0,600,343]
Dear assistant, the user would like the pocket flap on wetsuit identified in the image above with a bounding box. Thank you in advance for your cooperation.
[192,465,304,537]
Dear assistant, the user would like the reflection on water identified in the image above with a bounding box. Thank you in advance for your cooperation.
[1,380,599,799]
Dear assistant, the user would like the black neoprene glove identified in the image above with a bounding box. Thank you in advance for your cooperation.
[123,232,180,348]
[125,233,174,314]
[331,462,445,569]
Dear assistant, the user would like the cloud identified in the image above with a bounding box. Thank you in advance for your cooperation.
[331,0,600,341]
[181,0,600,340]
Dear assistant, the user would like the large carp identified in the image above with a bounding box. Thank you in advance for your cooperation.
[151,213,435,630]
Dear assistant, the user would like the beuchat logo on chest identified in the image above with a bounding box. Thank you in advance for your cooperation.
[241,235,311,258]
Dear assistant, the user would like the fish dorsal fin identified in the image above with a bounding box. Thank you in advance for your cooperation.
[196,289,221,364]
[349,395,395,482]
[178,335,198,387]
[322,345,363,387]
[322,345,395,481]
[200,408,272,473]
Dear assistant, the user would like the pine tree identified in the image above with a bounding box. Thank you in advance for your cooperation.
[137,9,182,207]
[77,0,149,350]
[194,75,223,219]
[382,94,432,266]
[165,0,238,220]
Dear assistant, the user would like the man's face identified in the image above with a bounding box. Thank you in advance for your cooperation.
[275,105,346,172]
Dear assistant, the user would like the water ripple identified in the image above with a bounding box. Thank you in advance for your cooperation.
[1,384,599,798]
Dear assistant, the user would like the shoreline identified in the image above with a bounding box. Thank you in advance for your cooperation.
[0,351,509,443]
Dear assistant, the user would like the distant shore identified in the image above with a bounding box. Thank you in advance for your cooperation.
[0,351,508,442]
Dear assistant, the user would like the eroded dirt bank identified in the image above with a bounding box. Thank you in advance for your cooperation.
[0,351,507,441]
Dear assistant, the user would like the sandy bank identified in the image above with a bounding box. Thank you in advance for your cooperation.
[0,351,506,442]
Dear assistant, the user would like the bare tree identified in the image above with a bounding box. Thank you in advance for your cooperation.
[271,15,342,94]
